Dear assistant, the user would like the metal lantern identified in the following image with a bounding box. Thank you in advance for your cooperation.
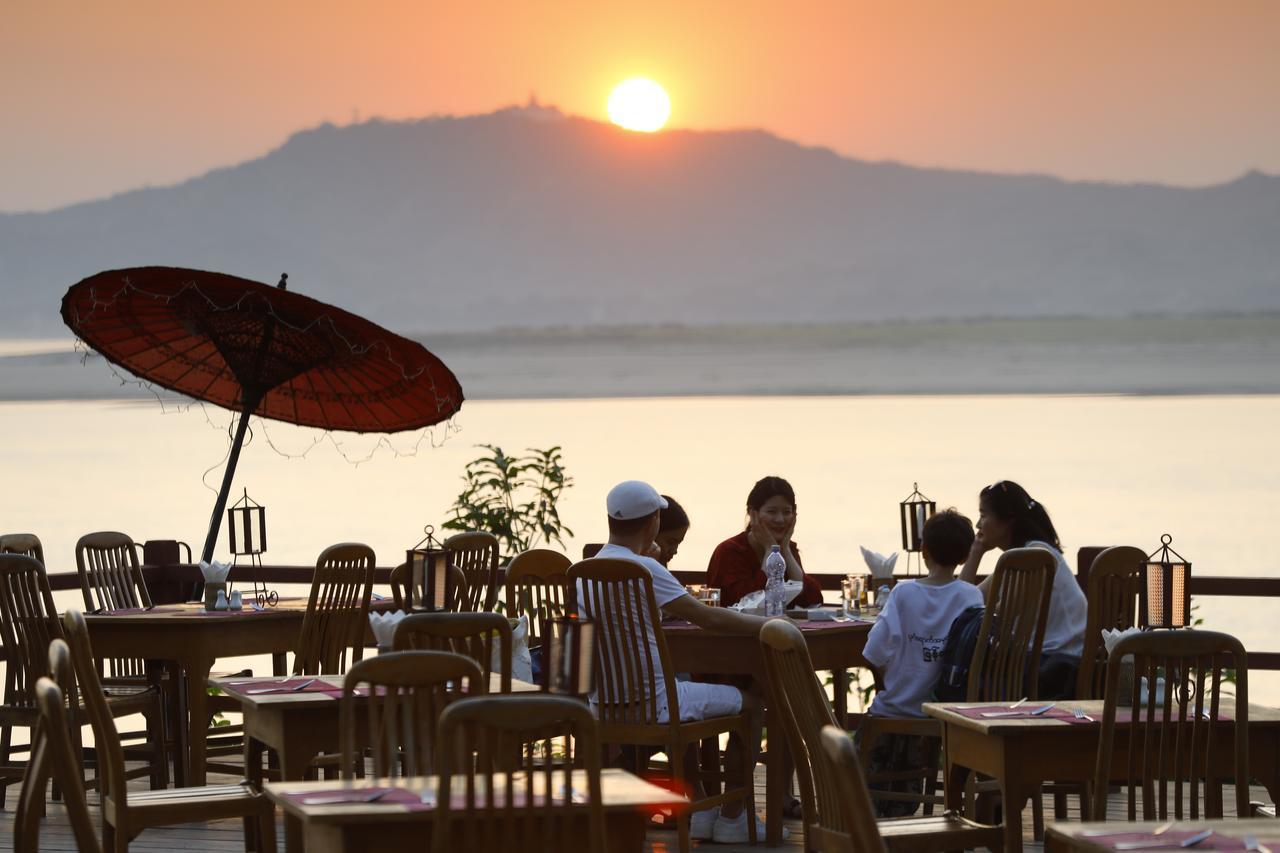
[899,483,936,575]
[1142,534,1192,629]
[227,489,277,607]
[407,525,452,612]
[542,613,596,698]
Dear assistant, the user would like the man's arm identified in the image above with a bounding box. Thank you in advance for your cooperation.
[664,594,770,636]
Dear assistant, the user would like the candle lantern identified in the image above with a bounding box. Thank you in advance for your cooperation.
[227,489,276,607]
[1141,534,1192,629]
[407,525,452,612]
[541,614,596,698]
[899,483,936,575]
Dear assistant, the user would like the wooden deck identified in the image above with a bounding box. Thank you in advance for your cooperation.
[4,754,1274,853]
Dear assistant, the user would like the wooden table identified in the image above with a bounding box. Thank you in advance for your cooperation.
[663,615,872,845]
[218,671,538,852]
[1045,819,1280,853]
[265,769,687,853]
[924,699,1280,853]
[83,599,318,787]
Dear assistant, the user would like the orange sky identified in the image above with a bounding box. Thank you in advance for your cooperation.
[3,0,1278,211]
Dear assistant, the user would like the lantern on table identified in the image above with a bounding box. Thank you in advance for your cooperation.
[542,613,596,698]
[407,525,452,612]
[1141,534,1191,629]
[227,489,276,607]
[899,483,936,576]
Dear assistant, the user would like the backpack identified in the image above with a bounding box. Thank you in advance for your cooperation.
[932,604,986,702]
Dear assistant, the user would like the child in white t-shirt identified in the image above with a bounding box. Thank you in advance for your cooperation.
[859,508,984,816]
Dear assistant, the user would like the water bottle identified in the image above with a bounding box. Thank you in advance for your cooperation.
[764,545,786,616]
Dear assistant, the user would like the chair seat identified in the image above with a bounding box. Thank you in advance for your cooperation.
[877,811,1005,853]
[107,782,268,828]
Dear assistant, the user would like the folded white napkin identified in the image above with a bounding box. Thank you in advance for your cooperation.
[859,546,898,579]
[369,610,408,648]
[729,580,805,612]
[199,559,231,584]
[1101,627,1142,658]
[490,614,534,682]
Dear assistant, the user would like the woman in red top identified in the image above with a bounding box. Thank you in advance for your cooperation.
[707,476,824,608]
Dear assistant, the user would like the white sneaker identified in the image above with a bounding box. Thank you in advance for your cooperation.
[690,805,720,840]
[711,810,788,843]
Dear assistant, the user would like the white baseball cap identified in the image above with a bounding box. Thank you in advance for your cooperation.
[606,480,669,521]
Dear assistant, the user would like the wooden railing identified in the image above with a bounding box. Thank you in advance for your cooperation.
[35,546,1280,672]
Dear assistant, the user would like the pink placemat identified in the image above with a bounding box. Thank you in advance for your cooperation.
[280,783,587,810]
[1074,829,1275,851]
[663,616,870,631]
[172,607,283,618]
[946,705,1122,724]
[219,678,373,699]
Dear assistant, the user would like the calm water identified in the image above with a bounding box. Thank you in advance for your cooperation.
[1,395,1277,703]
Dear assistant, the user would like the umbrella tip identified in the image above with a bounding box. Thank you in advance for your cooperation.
[277,273,288,290]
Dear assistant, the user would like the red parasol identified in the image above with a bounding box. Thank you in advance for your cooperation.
[61,266,464,563]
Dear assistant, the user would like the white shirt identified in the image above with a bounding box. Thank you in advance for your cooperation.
[1028,540,1087,658]
[582,543,690,708]
[862,579,984,718]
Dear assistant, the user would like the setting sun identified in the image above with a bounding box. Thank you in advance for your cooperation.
[607,78,670,133]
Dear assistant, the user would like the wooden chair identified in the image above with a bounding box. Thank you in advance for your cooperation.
[1092,630,1250,822]
[75,532,158,686]
[1076,545,1146,699]
[760,619,1002,853]
[0,533,46,566]
[1,536,48,807]
[0,554,166,806]
[339,651,482,778]
[504,549,571,650]
[292,543,376,675]
[445,531,501,612]
[569,557,755,853]
[17,660,103,853]
[857,548,1054,821]
[392,612,512,694]
[431,694,606,853]
[62,609,277,853]
[388,560,469,612]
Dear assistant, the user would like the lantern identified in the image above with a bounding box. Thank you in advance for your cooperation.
[1142,534,1191,629]
[227,489,276,607]
[542,614,596,698]
[407,525,452,612]
[899,483,936,575]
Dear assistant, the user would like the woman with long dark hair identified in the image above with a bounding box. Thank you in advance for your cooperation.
[959,480,1087,662]
[707,476,824,608]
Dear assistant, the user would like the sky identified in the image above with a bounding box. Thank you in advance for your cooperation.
[3,0,1279,212]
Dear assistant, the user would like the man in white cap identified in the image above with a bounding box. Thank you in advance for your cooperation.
[587,479,779,843]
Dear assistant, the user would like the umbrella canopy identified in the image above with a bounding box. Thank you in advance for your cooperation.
[62,266,464,562]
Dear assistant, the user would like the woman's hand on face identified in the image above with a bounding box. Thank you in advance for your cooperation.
[749,511,777,551]
[971,527,998,558]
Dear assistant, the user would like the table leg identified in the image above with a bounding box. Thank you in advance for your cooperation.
[943,729,966,814]
[183,655,215,786]
[766,704,786,845]
[833,669,849,725]
[280,732,312,853]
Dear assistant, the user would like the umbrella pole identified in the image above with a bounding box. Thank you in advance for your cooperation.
[200,403,257,564]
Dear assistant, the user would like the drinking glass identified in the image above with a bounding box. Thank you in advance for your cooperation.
[686,583,704,599]
[840,578,856,618]
[699,587,721,607]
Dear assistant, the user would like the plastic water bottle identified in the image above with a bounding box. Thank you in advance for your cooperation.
[764,545,786,616]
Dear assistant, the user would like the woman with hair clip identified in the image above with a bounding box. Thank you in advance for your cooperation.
[959,480,1087,697]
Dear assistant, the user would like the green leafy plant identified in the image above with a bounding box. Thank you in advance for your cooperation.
[444,444,573,562]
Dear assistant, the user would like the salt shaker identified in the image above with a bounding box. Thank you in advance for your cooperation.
[229,589,243,611]
[214,589,229,611]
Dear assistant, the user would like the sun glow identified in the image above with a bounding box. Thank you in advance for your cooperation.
[607,78,671,133]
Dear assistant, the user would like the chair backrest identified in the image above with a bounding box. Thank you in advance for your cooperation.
[432,694,606,853]
[966,547,1055,702]
[61,608,130,809]
[445,531,501,612]
[389,561,469,612]
[392,612,512,694]
[504,549,571,649]
[19,666,102,853]
[339,651,482,779]
[0,554,63,710]
[1076,545,1146,699]
[293,543,376,675]
[568,558,679,728]
[0,533,45,566]
[760,618,857,851]
[74,531,152,612]
[1093,630,1249,822]
[818,726,890,853]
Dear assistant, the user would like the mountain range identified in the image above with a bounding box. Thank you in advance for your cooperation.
[2,105,1278,335]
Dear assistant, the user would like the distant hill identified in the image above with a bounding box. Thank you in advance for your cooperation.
[2,106,1278,335]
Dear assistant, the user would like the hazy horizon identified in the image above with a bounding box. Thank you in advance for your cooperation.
[5,1,1279,212]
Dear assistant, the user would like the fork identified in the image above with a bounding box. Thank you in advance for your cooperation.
[1073,707,1095,722]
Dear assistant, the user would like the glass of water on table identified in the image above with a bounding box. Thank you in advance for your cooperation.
[841,574,863,618]
[699,587,721,607]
